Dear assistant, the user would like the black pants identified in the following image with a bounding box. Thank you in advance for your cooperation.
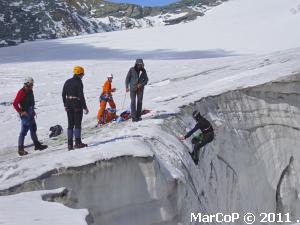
[67,108,83,129]
[66,108,83,145]
[130,88,144,119]
[192,131,214,154]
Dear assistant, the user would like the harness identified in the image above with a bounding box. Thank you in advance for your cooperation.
[100,94,113,102]
[194,133,204,143]
[202,125,213,133]
[193,126,213,144]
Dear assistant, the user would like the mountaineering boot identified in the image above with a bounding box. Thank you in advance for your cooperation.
[189,151,199,165]
[67,128,74,151]
[18,146,28,156]
[75,138,88,149]
[74,129,87,149]
[193,150,199,165]
[68,139,74,151]
[34,141,48,151]
[68,138,74,151]
[75,142,88,149]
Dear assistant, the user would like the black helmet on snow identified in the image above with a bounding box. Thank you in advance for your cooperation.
[192,110,201,120]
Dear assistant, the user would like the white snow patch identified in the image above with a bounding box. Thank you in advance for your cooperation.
[163,12,188,20]
[0,188,88,225]
[90,9,96,15]
[0,40,7,45]
[9,2,22,7]
[56,0,300,54]
[11,18,17,24]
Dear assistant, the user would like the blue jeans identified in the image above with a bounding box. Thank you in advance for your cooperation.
[18,108,38,147]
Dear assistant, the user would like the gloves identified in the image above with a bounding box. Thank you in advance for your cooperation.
[178,135,185,141]
[20,111,28,117]
[84,108,89,115]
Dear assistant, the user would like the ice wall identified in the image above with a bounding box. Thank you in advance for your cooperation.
[167,73,300,224]
[43,156,185,225]
[0,155,185,225]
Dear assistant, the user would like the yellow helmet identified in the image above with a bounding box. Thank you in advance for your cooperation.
[73,66,85,76]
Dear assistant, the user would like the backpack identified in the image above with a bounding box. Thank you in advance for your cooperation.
[49,125,63,138]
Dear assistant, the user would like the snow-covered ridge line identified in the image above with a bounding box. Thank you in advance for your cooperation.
[0,0,226,47]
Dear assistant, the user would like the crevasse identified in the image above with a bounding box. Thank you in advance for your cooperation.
[1,73,300,225]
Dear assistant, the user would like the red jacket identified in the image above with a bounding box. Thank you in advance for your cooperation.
[13,88,35,113]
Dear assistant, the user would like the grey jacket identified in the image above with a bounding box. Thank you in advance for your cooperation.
[125,67,148,91]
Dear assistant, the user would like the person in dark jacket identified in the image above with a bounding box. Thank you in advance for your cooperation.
[178,110,214,165]
[125,59,149,122]
[13,77,48,156]
[62,66,89,150]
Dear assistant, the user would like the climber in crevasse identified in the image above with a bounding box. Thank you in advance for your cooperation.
[178,110,214,165]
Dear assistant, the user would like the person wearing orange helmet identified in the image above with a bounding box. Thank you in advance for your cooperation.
[97,74,116,125]
[62,66,89,150]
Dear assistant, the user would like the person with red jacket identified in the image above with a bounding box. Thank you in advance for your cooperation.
[13,77,47,156]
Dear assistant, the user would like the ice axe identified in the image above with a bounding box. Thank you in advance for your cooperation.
[121,92,127,111]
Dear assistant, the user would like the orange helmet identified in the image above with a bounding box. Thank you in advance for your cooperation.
[73,66,85,76]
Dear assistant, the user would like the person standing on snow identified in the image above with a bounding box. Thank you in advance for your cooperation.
[125,59,148,122]
[62,66,89,150]
[178,111,214,165]
[13,77,48,156]
[97,74,116,125]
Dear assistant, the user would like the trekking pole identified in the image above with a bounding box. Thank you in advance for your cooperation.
[121,92,127,111]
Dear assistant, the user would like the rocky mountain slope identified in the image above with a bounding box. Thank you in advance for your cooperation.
[0,0,227,47]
